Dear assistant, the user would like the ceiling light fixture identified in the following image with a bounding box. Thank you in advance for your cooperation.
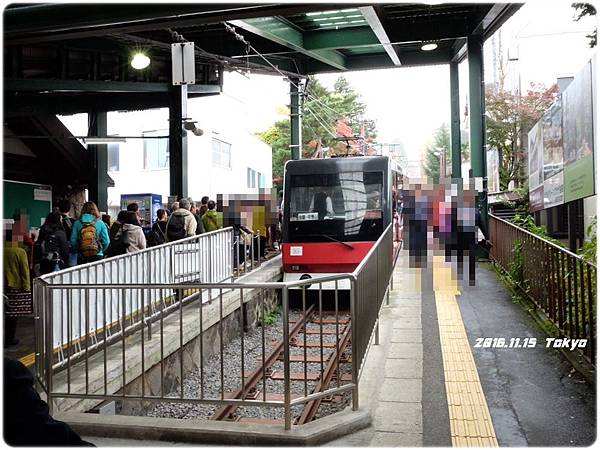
[83,137,127,144]
[421,43,438,51]
[131,52,150,70]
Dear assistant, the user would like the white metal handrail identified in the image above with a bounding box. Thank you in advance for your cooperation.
[38,228,234,352]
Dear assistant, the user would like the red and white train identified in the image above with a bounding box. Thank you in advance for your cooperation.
[281,155,402,290]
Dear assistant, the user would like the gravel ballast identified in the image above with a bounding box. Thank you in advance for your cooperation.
[145,309,353,422]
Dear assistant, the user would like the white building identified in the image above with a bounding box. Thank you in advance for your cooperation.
[60,76,274,218]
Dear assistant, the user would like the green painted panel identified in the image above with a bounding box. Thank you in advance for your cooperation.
[304,28,378,50]
[564,154,595,202]
[3,180,52,229]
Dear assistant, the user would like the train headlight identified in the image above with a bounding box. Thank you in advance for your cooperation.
[299,273,312,289]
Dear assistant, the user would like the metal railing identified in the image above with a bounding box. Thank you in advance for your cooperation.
[36,228,233,356]
[489,214,596,364]
[33,224,395,430]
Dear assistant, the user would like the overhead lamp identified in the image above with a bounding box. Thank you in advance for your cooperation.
[83,137,127,144]
[421,43,438,51]
[131,52,151,70]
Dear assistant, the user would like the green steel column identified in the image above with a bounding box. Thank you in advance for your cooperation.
[169,84,188,198]
[87,110,108,213]
[468,34,488,239]
[450,61,462,179]
[290,78,302,160]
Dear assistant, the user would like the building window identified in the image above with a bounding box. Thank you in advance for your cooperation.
[107,143,119,172]
[258,172,266,188]
[212,138,231,168]
[143,130,169,170]
[247,167,257,188]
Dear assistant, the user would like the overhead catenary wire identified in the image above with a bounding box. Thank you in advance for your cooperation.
[223,22,344,123]
[304,107,337,139]
[165,27,303,79]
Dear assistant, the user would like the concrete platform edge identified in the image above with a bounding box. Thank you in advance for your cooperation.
[57,408,371,446]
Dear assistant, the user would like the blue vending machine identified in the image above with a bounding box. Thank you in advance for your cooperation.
[120,193,163,228]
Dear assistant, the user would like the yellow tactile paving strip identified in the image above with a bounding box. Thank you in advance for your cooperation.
[433,255,499,447]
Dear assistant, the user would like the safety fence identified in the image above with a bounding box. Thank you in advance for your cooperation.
[489,214,596,365]
[33,224,395,430]
[34,226,271,380]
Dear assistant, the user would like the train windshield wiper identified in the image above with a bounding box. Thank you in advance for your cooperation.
[311,233,354,250]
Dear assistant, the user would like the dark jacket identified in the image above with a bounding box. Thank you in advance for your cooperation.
[3,357,94,446]
[151,220,168,245]
[35,225,69,264]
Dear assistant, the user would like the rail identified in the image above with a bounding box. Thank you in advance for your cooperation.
[489,214,596,365]
[33,224,395,430]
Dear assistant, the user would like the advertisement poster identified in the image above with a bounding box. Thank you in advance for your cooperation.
[487,148,500,193]
[528,122,544,189]
[529,185,544,212]
[542,100,563,181]
[543,171,564,209]
[562,61,595,202]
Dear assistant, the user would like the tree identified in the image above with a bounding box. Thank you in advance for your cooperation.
[423,124,450,182]
[572,2,597,48]
[258,76,376,190]
[485,83,558,190]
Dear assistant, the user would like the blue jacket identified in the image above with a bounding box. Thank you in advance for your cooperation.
[70,214,110,257]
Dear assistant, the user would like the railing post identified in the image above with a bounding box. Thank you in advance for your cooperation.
[235,234,240,277]
[282,286,292,430]
[207,235,213,303]
[45,284,54,415]
[251,232,255,271]
[257,232,261,267]
[350,277,359,411]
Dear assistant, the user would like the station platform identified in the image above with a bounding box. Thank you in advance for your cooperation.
[325,252,596,447]
[9,250,595,447]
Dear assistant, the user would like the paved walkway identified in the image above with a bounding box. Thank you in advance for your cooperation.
[328,251,595,447]
[327,253,425,446]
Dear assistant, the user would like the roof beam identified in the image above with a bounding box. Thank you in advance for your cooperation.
[304,27,380,50]
[229,17,347,71]
[5,4,360,45]
[451,3,522,62]
[358,7,401,66]
[344,48,452,71]
[386,17,471,43]
[5,79,172,93]
[5,78,222,95]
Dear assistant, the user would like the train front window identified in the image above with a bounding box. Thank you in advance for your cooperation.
[288,171,383,242]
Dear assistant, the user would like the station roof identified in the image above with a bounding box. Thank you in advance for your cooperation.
[4,2,521,115]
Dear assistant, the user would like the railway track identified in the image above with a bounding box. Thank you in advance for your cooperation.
[210,306,353,425]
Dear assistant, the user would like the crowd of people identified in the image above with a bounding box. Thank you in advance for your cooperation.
[401,178,479,286]
[3,195,225,348]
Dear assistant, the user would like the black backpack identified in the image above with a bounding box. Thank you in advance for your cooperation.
[105,227,130,257]
[36,233,60,260]
[167,214,186,242]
